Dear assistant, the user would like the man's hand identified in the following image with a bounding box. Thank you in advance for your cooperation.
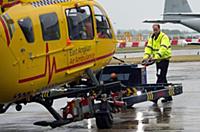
[149,57,156,62]
[141,59,148,66]
[141,57,156,66]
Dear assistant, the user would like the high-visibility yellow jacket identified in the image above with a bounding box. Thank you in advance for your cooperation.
[143,32,171,60]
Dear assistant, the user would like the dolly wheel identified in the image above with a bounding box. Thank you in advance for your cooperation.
[96,112,113,129]
[16,104,22,111]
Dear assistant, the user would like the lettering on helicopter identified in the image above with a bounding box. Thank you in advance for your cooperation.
[69,46,94,65]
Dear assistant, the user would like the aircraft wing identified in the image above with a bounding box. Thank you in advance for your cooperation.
[143,20,181,24]
[164,13,200,17]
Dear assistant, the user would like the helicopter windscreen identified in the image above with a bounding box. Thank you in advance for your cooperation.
[66,6,94,40]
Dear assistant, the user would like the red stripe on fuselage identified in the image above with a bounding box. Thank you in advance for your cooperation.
[0,17,10,46]
[18,44,114,83]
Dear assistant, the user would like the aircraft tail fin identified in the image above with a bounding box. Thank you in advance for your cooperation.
[143,0,195,24]
[163,0,192,20]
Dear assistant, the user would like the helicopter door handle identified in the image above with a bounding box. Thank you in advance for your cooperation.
[96,40,100,43]
[20,48,26,53]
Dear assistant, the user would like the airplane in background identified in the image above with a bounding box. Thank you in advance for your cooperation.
[144,0,200,33]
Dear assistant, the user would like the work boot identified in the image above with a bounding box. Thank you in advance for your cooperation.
[161,96,173,103]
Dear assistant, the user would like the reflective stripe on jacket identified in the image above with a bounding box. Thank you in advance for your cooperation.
[143,32,171,60]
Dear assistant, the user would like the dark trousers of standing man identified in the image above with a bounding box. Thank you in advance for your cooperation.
[156,59,172,102]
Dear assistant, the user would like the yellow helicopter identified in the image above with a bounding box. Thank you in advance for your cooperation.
[0,0,117,106]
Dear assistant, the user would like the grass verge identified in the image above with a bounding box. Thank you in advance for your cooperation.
[110,55,200,65]
[116,45,200,53]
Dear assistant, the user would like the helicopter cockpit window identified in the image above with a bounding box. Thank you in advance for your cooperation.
[66,6,94,40]
[39,13,60,41]
[94,6,112,39]
[18,17,34,43]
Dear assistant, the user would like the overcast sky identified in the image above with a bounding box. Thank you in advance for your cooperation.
[98,0,200,31]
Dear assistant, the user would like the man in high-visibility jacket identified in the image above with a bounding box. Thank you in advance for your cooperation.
[142,24,172,102]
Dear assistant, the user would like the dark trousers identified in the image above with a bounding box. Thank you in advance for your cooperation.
[156,60,169,84]
[156,59,172,101]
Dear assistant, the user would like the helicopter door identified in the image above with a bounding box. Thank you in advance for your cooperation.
[65,5,95,74]
[17,16,44,86]
[18,12,64,85]
[93,5,115,67]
